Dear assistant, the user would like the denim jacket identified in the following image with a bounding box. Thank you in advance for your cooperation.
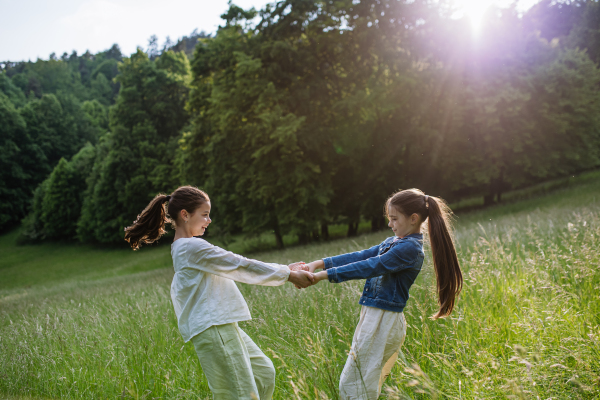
[323,233,424,313]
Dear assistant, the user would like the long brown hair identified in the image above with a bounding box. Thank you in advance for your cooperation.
[124,186,209,250]
[386,188,462,319]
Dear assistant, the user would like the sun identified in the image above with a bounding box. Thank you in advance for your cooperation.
[452,0,496,32]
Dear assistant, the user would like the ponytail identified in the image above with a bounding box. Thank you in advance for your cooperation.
[124,194,170,250]
[124,186,210,251]
[426,196,462,319]
[387,189,463,319]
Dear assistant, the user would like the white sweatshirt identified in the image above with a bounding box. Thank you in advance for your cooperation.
[170,237,290,342]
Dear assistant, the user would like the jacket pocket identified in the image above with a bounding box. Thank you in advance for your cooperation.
[371,276,383,296]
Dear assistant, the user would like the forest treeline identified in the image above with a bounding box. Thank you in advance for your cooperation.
[1,0,600,247]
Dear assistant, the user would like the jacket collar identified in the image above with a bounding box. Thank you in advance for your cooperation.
[389,233,423,240]
[403,233,423,240]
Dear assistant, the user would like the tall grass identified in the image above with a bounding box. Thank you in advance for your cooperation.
[1,179,599,399]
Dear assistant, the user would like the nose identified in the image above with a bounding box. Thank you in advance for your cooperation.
[388,220,392,227]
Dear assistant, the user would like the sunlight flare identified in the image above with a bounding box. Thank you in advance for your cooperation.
[453,0,495,32]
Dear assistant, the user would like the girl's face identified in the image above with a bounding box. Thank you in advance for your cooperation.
[387,206,421,238]
[181,201,212,236]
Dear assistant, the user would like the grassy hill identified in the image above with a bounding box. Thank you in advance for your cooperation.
[1,173,599,399]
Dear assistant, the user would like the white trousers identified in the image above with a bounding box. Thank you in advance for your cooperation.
[339,306,407,400]
[191,323,276,400]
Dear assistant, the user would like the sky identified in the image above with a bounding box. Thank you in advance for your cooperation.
[0,0,273,62]
[0,0,540,62]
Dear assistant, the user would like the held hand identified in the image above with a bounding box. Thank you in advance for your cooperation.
[307,260,324,273]
[288,263,310,288]
[312,270,328,284]
[288,270,315,289]
[287,261,309,272]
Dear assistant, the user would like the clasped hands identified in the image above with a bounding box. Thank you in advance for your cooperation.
[286,261,327,289]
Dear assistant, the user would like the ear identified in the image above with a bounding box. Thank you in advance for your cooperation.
[411,213,420,225]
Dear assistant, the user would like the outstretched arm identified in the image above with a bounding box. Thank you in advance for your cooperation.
[327,240,420,283]
[305,243,381,273]
[187,239,291,286]
[322,244,381,271]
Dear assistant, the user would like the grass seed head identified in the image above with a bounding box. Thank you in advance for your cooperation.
[514,344,527,357]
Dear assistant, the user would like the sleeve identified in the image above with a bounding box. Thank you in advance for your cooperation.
[186,239,290,286]
[326,240,419,283]
[323,244,381,270]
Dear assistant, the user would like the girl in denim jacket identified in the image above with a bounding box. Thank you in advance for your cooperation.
[308,188,463,400]
[124,186,313,400]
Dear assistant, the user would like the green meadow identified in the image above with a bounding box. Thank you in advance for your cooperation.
[1,174,600,399]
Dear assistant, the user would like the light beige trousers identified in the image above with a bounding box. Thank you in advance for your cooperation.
[191,322,276,400]
[339,306,407,400]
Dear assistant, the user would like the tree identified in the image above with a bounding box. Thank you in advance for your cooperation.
[567,0,600,64]
[91,73,113,105]
[147,35,160,60]
[0,72,26,108]
[523,0,586,41]
[21,144,96,240]
[78,50,191,243]
[422,8,600,203]
[184,2,344,246]
[81,99,109,133]
[20,94,82,169]
[41,158,83,239]
[0,94,46,230]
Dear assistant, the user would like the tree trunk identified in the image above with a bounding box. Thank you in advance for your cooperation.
[371,216,385,232]
[347,221,358,237]
[483,194,494,206]
[488,167,506,205]
[298,232,309,245]
[273,219,284,249]
[312,229,319,242]
[321,223,329,241]
[495,167,505,203]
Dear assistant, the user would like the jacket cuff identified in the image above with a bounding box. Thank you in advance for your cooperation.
[323,257,334,270]
[326,268,340,283]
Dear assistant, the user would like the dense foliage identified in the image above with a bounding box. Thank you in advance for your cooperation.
[1,46,119,232]
[2,0,600,246]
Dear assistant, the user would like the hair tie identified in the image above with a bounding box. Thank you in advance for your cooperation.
[424,195,429,208]
[165,195,171,202]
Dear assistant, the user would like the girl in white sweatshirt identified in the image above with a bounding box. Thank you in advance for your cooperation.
[124,185,313,400]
